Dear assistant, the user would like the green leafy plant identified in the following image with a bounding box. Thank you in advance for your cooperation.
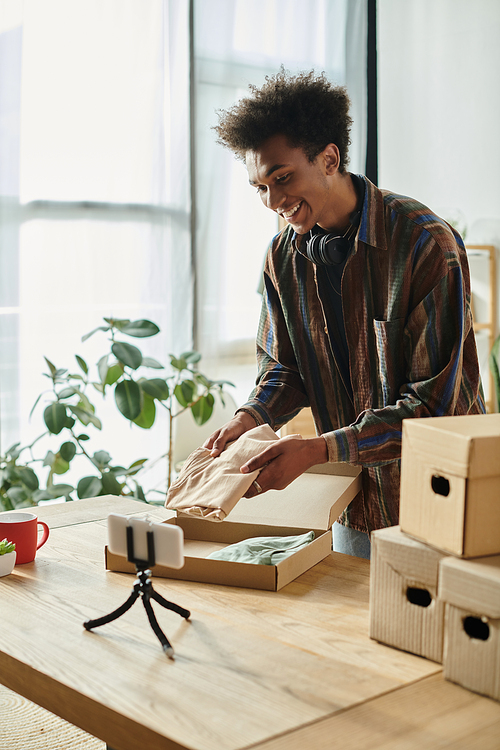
[0,539,16,555]
[0,318,234,511]
[489,333,500,412]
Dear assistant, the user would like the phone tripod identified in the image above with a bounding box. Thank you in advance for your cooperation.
[84,525,190,658]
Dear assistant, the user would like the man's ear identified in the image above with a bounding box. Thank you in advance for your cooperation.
[322,143,341,175]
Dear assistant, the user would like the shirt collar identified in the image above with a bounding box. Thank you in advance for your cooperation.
[291,174,387,256]
[357,174,387,252]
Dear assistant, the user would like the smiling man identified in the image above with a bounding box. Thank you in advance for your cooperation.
[204,69,485,558]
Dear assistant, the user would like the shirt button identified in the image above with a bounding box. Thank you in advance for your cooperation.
[324,326,328,334]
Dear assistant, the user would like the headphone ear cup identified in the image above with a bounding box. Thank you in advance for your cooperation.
[305,232,350,265]
[325,235,350,264]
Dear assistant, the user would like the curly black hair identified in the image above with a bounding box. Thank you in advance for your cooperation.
[213,68,352,171]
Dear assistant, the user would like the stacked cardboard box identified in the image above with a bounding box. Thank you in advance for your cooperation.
[370,414,500,701]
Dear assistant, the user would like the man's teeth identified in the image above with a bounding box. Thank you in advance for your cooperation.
[283,203,301,219]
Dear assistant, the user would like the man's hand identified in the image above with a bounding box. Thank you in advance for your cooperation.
[241,434,328,498]
[203,410,257,457]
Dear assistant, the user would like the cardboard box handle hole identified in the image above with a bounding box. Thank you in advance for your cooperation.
[406,587,432,608]
[463,616,490,641]
[431,475,450,497]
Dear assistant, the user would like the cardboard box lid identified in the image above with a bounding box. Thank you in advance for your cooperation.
[403,414,500,478]
[372,526,446,588]
[439,555,500,618]
[224,462,361,531]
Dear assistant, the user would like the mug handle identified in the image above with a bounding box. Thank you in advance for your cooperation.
[37,521,50,550]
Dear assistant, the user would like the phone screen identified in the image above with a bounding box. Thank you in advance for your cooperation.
[107,514,184,569]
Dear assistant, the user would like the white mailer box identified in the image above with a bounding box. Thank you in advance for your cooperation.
[439,555,500,702]
[370,525,448,663]
[106,463,362,591]
[400,414,500,557]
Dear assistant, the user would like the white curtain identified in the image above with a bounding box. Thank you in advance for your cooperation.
[0,0,367,493]
[193,0,368,403]
[0,0,191,492]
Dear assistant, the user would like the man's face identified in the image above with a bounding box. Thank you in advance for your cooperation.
[245,133,339,235]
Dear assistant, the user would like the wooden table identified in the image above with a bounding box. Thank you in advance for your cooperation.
[1,497,499,750]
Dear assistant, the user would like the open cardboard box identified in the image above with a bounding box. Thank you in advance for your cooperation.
[106,463,362,590]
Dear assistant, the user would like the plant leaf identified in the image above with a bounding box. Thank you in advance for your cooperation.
[132,483,147,502]
[191,393,215,425]
[93,450,112,468]
[5,486,29,506]
[43,451,56,468]
[5,443,21,460]
[68,405,102,430]
[140,356,164,369]
[112,342,143,370]
[52,456,70,475]
[139,378,169,401]
[125,458,148,476]
[170,355,187,371]
[101,472,125,496]
[105,363,123,386]
[60,441,76,462]
[77,476,103,499]
[489,334,500,411]
[114,379,142,420]
[48,484,74,498]
[214,378,236,388]
[120,319,160,338]
[81,325,111,342]
[17,466,40,491]
[75,355,88,375]
[133,392,156,429]
[194,372,212,389]
[29,392,45,420]
[76,392,95,413]
[181,350,202,364]
[104,317,130,330]
[98,354,109,384]
[44,357,57,376]
[58,386,79,399]
[108,465,127,475]
[44,403,67,435]
[174,379,195,408]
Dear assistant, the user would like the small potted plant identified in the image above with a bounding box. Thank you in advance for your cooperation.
[0,538,16,577]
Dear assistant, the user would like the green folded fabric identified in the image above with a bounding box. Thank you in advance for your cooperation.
[207,531,315,565]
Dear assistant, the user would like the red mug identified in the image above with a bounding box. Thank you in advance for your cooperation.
[0,512,50,564]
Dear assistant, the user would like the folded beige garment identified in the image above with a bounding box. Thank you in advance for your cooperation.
[165,424,278,521]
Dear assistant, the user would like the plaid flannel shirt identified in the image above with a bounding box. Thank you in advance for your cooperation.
[240,176,485,533]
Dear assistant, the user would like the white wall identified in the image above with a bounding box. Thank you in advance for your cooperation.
[378,0,500,233]
[378,0,500,406]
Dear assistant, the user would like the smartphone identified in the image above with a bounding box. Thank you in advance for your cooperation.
[107,513,184,569]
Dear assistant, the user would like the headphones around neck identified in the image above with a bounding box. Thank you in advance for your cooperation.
[303,175,364,266]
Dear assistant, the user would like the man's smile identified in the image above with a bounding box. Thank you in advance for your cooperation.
[280,202,302,220]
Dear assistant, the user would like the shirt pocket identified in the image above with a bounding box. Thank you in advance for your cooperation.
[372,318,406,407]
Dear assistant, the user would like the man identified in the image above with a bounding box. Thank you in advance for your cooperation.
[204,69,484,558]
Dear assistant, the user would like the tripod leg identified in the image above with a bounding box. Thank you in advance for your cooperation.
[84,589,140,631]
[149,589,191,620]
[142,594,175,658]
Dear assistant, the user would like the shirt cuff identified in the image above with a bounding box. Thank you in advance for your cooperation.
[323,426,359,464]
[235,405,270,428]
